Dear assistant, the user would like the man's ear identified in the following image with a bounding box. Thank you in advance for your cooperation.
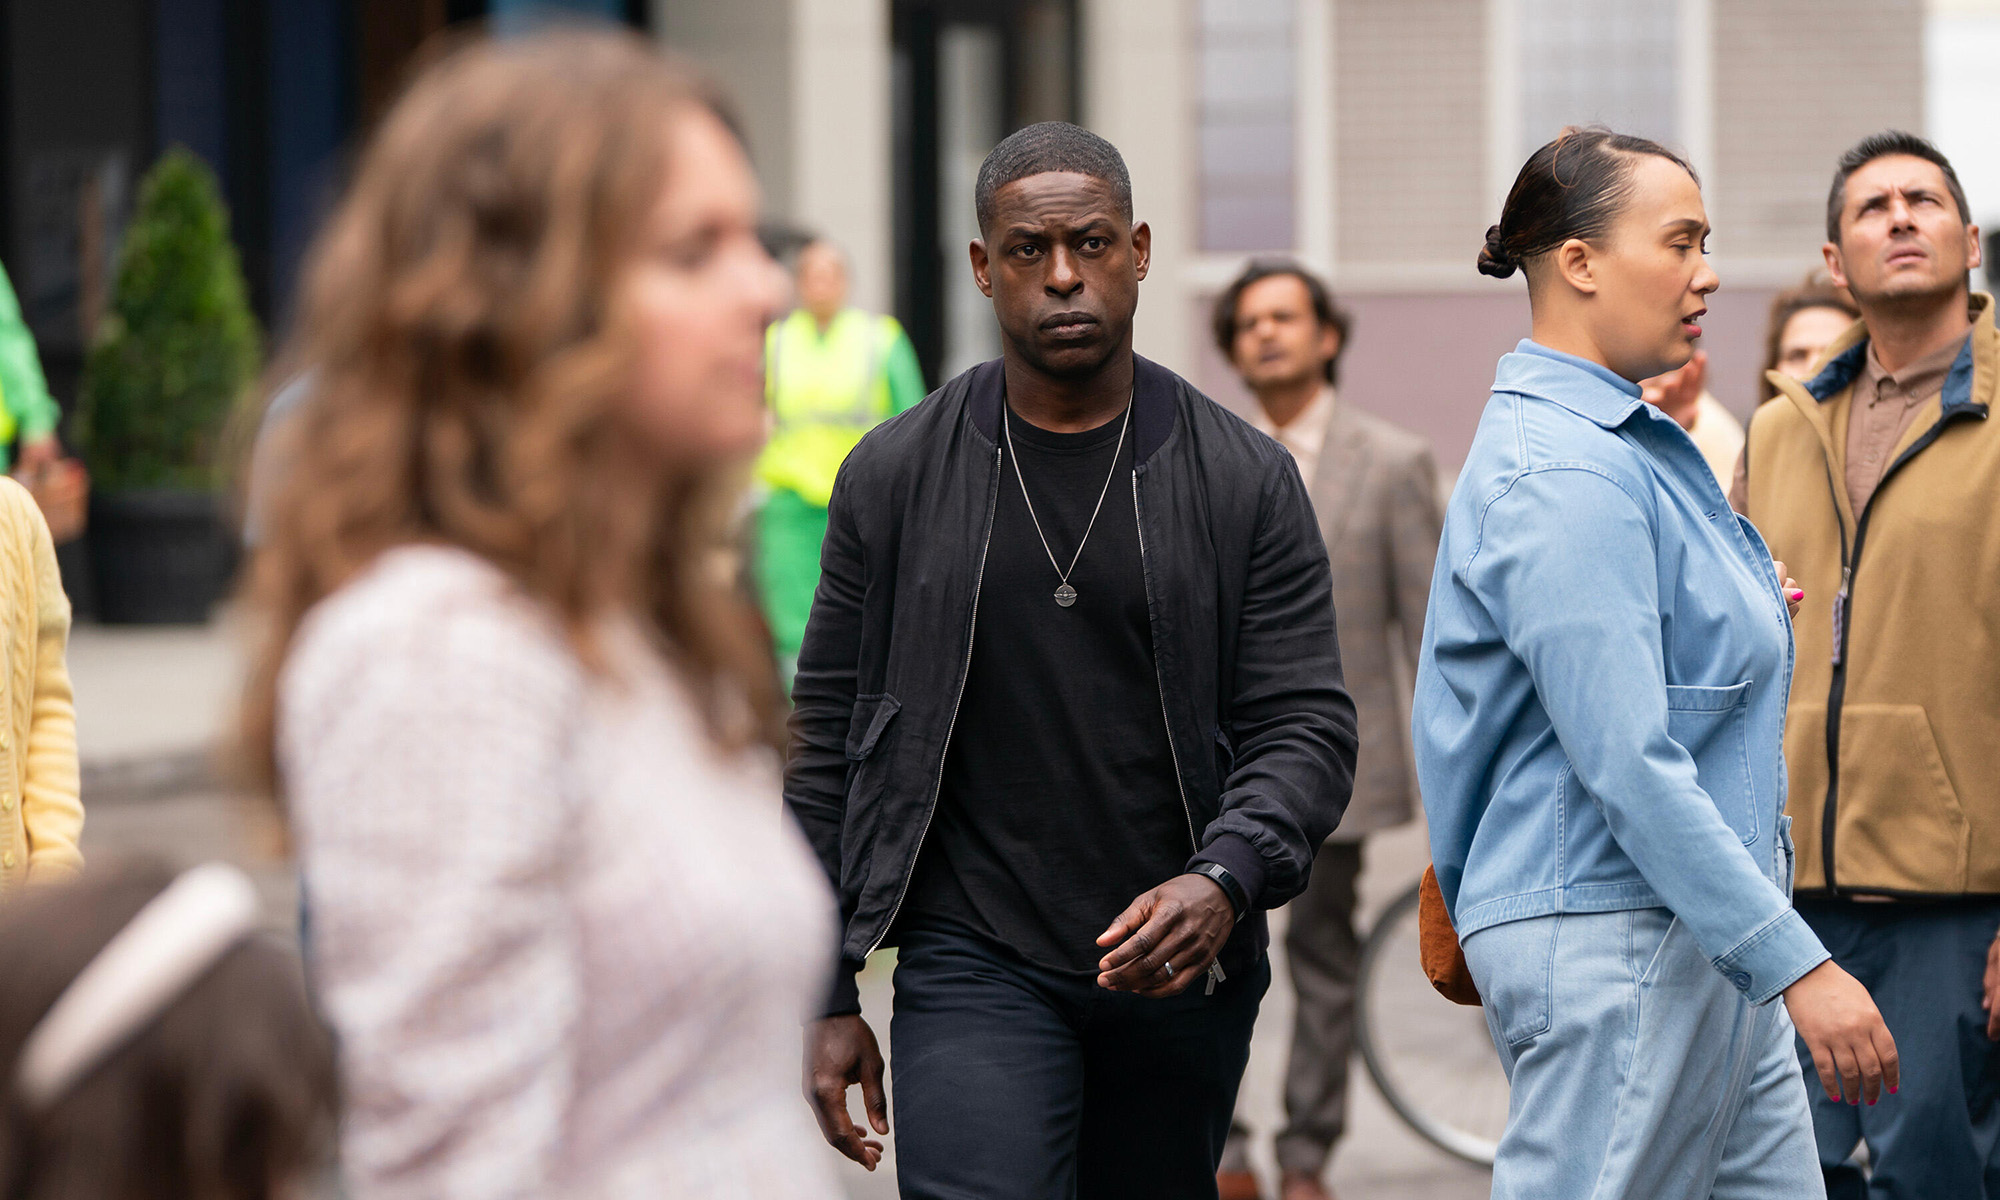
[1822,241,1849,291]
[1132,221,1151,282]
[1320,324,1343,364]
[1554,238,1596,295]
[970,238,993,298]
[1968,223,1984,273]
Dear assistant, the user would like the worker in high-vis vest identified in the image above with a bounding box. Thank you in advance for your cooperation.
[757,239,924,682]
[0,261,62,475]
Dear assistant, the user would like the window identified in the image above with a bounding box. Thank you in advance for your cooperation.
[1197,0,1295,252]
[1518,0,1677,157]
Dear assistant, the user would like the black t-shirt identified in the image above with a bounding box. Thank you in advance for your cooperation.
[894,403,1190,975]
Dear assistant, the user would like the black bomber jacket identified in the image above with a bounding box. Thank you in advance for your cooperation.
[784,354,1359,1015]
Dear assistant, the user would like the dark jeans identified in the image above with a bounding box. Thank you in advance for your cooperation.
[890,922,1270,1200]
[1797,897,2000,1199]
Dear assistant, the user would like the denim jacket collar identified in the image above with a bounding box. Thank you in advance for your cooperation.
[1498,340,1648,430]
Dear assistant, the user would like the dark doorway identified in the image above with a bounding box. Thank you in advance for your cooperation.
[891,0,1077,389]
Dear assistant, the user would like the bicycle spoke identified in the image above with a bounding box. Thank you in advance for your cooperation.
[1354,882,1511,1165]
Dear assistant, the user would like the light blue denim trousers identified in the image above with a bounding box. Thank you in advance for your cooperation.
[1463,905,1825,1199]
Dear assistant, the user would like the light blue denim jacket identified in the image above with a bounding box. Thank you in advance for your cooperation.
[1414,341,1830,1004]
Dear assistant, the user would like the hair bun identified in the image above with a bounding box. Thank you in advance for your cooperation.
[1476,223,1517,278]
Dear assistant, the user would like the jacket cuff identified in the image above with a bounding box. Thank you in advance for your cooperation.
[817,957,866,1020]
[1712,907,1830,1005]
[1189,833,1269,912]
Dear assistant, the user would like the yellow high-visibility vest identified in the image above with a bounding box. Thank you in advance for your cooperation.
[757,308,902,508]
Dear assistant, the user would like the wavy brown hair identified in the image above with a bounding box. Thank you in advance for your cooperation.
[239,29,784,799]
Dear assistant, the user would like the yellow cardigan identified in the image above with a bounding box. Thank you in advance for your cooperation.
[0,475,79,893]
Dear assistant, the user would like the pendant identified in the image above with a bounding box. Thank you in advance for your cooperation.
[1054,583,1078,608]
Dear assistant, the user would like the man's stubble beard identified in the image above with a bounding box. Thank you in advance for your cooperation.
[1008,324,1129,382]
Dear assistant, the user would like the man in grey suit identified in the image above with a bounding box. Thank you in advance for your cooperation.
[1212,261,1443,1200]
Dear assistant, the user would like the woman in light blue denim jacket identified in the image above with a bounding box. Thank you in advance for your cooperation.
[1413,128,1897,1198]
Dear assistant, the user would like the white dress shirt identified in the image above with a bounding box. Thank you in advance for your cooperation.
[1247,384,1337,483]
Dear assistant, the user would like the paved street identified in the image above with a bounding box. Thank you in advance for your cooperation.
[70,619,1494,1200]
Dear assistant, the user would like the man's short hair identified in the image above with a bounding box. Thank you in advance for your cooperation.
[1211,259,1353,387]
[974,122,1133,234]
[1826,131,1972,244]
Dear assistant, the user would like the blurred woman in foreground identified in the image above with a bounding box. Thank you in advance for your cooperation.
[239,30,836,1198]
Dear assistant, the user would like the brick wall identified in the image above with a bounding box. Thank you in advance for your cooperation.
[1713,0,1924,263]
[1335,0,1488,271]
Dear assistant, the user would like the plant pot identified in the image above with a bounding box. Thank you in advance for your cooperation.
[87,490,238,624]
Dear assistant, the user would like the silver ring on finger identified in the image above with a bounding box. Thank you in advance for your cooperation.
[1162,960,1175,979]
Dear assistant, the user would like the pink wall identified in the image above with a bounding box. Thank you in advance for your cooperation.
[1192,283,1785,470]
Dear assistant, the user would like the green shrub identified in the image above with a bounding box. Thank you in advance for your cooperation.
[78,147,260,492]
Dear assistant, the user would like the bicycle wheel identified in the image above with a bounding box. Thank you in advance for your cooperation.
[1354,880,1509,1166]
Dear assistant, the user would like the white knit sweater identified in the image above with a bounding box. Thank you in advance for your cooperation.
[280,545,839,1199]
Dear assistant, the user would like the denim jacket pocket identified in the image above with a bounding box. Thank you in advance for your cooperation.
[1664,681,1757,845]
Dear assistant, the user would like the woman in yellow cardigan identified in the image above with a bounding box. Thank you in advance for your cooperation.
[0,474,79,893]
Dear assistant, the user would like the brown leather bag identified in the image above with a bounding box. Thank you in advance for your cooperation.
[1418,864,1481,1006]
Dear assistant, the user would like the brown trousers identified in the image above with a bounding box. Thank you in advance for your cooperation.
[1221,839,1364,1178]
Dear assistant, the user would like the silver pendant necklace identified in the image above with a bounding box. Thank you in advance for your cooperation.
[1003,395,1133,608]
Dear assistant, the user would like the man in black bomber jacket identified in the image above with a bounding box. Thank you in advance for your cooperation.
[785,122,1357,1200]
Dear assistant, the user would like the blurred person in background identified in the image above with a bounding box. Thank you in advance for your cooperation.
[1419,126,1896,1199]
[790,122,1356,1199]
[0,262,61,476]
[1759,273,1860,399]
[756,237,924,685]
[0,861,336,1197]
[1639,349,1743,485]
[239,31,840,1199]
[1209,260,1440,1200]
[0,475,78,897]
[1735,130,1998,1199]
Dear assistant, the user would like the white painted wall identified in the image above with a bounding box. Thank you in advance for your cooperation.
[657,0,893,314]
[791,0,893,313]
[1083,0,1194,374]
[1927,0,2000,290]
[653,0,794,220]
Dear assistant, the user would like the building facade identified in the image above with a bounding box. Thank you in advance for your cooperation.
[1,0,1929,466]
[687,0,1927,465]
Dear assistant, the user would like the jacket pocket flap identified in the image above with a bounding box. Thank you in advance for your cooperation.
[1664,680,1753,712]
[845,693,902,761]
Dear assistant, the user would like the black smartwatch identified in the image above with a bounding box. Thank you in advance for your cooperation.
[1190,862,1249,920]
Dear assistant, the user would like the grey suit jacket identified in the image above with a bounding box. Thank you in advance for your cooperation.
[1303,405,1443,840]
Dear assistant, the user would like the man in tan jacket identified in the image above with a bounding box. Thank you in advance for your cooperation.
[1734,130,1998,1198]
[1211,262,1441,1200]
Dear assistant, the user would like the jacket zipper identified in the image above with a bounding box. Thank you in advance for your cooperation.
[866,444,1002,955]
[1133,471,1225,994]
[1816,408,1981,893]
